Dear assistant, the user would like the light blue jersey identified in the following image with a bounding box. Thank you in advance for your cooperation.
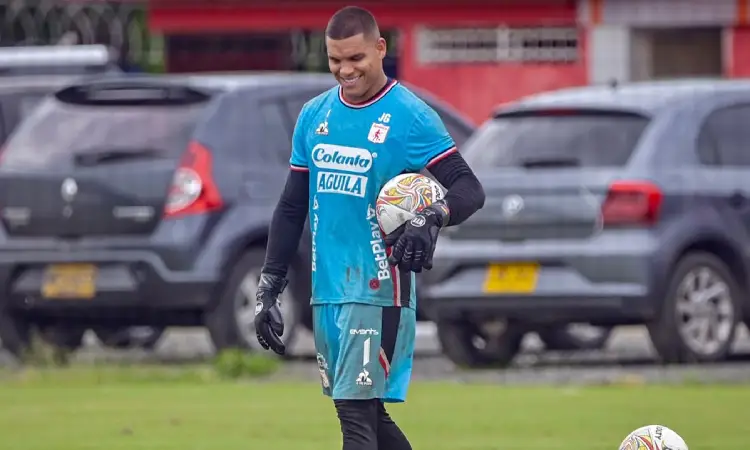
[290,79,456,309]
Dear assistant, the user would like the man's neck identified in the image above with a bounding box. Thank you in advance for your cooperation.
[344,73,389,104]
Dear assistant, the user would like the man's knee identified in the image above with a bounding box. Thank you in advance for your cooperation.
[334,399,378,450]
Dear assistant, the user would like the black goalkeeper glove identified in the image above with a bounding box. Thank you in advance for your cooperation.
[384,200,450,273]
[254,272,287,355]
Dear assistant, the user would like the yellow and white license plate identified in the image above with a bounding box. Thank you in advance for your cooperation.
[41,264,97,299]
[482,262,539,294]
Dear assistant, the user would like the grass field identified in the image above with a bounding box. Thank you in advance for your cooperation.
[0,366,745,450]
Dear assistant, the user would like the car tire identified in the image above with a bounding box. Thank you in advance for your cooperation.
[93,326,165,350]
[0,306,31,359]
[648,252,742,364]
[436,317,525,368]
[0,314,84,359]
[537,324,614,351]
[38,325,86,351]
[205,248,304,357]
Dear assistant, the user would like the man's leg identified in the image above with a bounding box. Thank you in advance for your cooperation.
[314,304,377,449]
[378,305,417,450]
[333,399,411,450]
[334,399,378,450]
[330,303,406,450]
[376,400,412,450]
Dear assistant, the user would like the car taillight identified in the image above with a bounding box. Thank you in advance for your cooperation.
[601,180,662,227]
[164,141,223,218]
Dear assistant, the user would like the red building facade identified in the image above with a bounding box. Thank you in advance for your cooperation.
[148,0,750,125]
[148,1,585,124]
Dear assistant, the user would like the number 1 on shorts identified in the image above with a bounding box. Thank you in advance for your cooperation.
[363,337,370,366]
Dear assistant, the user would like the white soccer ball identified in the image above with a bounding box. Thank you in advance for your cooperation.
[376,173,446,235]
[618,425,688,450]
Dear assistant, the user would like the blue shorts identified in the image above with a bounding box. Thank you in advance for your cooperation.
[313,303,416,403]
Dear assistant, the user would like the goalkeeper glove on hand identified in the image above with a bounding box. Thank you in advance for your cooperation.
[384,200,450,273]
[254,272,287,355]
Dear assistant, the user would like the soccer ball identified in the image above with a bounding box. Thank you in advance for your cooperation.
[376,173,445,235]
[618,425,688,450]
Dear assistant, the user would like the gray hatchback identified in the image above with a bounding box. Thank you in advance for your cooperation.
[425,79,750,367]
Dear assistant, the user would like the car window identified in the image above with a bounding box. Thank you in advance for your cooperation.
[434,112,471,149]
[695,125,720,165]
[284,96,311,124]
[699,105,750,166]
[18,94,47,118]
[463,111,650,168]
[1,99,208,169]
[283,90,328,124]
[260,101,293,164]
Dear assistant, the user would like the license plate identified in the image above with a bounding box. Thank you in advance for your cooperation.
[41,264,97,299]
[482,262,539,294]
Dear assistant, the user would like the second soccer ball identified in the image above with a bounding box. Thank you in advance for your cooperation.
[618,424,688,450]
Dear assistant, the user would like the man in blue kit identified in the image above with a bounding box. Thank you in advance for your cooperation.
[254,6,485,450]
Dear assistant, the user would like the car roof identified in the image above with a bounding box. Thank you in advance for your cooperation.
[67,71,337,94]
[495,78,750,117]
[59,71,476,130]
[178,71,337,90]
[0,74,93,93]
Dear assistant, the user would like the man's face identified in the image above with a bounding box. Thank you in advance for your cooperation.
[326,33,386,101]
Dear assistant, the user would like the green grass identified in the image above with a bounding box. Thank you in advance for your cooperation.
[0,366,746,450]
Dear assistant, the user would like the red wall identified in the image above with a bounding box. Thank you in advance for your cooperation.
[149,1,587,125]
[728,26,750,77]
[399,26,588,125]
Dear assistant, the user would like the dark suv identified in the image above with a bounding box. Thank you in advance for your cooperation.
[425,79,750,367]
[0,73,475,357]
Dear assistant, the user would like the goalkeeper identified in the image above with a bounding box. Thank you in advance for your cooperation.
[254,6,485,450]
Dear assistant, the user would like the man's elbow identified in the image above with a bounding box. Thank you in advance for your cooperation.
[472,177,486,212]
[461,173,485,215]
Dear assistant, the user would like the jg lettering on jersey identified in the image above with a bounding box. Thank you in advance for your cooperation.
[368,112,391,144]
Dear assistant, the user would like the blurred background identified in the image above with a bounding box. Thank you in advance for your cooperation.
[1,1,750,448]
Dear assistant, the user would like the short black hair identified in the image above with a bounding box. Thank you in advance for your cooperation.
[325,6,380,40]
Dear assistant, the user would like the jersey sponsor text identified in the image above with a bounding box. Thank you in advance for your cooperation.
[312,144,372,173]
[367,205,390,281]
[317,172,367,197]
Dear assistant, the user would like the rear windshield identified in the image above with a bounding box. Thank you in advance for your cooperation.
[0,98,208,169]
[463,111,650,169]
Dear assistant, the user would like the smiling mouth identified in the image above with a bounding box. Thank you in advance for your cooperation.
[340,75,361,87]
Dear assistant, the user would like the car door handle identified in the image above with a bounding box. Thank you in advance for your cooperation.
[729,192,745,208]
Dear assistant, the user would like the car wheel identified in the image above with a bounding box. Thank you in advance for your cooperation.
[436,317,525,368]
[206,248,303,356]
[0,307,31,359]
[0,305,85,358]
[93,326,165,350]
[648,252,741,364]
[537,324,614,351]
[38,325,86,351]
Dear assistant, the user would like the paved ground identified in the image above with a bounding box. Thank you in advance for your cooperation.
[4,324,750,385]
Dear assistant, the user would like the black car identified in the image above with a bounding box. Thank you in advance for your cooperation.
[0,73,476,357]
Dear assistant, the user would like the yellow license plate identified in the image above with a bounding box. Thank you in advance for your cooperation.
[41,264,97,299]
[482,262,539,294]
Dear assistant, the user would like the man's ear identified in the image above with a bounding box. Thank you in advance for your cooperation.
[376,37,387,59]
